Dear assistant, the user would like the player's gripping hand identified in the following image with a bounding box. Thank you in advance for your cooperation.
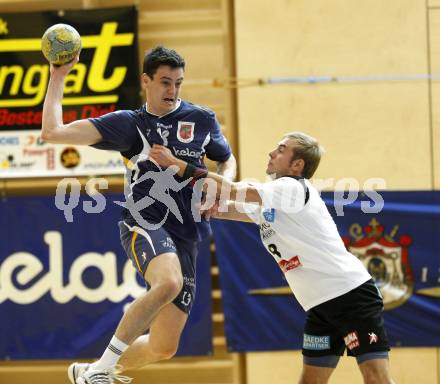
[50,53,80,77]
[149,144,177,168]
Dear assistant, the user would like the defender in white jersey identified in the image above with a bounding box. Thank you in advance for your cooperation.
[149,132,394,384]
[246,176,372,311]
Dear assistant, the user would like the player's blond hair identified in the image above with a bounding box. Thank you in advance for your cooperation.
[284,132,324,179]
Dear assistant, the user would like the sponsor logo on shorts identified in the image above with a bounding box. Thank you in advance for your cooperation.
[344,331,360,350]
[368,332,378,344]
[183,276,195,288]
[278,255,301,272]
[161,237,175,249]
[303,334,330,350]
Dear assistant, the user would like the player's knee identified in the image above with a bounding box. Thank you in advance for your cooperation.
[149,341,179,361]
[360,367,391,384]
[298,366,332,384]
[298,375,327,384]
[154,276,184,302]
[361,373,391,384]
[362,375,381,384]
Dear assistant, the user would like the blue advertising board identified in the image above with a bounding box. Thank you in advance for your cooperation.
[0,193,212,359]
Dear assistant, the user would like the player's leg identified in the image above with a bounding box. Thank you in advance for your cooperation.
[69,252,182,384]
[299,306,344,384]
[118,302,188,370]
[113,248,183,344]
[298,359,337,384]
[339,279,394,384]
[357,355,394,384]
[68,223,184,384]
[118,234,197,371]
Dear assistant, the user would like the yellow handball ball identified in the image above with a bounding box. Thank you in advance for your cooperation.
[41,23,81,66]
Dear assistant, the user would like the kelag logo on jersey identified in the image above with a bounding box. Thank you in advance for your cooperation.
[0,7,140,131]
[342,218,413,310]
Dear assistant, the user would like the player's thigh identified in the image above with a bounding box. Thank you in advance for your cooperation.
[149,302,188,351]
[302,308,345,365]
[301,315,342,383]
[146,252,182,287]
[119,221,182,284]
[339,282,390,357]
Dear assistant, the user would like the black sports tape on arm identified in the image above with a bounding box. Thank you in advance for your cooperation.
[183,163,208,186]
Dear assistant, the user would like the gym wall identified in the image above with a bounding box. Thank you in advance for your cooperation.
[235,0,439,191]
[234,1,440,383]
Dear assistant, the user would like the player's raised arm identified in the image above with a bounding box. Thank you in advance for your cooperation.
[41,56,102,145]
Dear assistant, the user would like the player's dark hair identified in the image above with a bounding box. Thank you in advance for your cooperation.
[143,46,185,78]
[284,132,324,179]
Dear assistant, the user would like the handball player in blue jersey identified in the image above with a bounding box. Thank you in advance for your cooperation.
[42,46,236,384]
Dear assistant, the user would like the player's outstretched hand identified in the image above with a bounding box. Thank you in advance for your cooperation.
[202,199,218,221]
[199,196,228,221]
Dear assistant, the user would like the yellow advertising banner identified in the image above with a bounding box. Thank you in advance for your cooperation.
[0,7,139,176]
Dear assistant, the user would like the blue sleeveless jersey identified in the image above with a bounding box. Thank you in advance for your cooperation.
[89,100,231,241]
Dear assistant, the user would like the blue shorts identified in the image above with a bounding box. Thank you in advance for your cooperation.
[118,221,198,313]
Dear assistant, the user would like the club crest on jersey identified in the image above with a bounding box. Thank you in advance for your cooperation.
[177,121,195,143]
[342,218,413,310]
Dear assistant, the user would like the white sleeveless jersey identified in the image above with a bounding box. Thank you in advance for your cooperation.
[245,177,371,311]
